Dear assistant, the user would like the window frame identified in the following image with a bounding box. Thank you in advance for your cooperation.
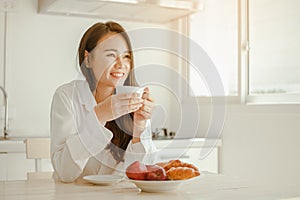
[242,0,300,104]
[183,0,300,105]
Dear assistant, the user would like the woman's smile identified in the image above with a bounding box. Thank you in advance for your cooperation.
[110,72,125,79]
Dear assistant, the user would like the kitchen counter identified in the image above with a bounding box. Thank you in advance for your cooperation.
[0,137,221,181]
[0,139,25,153]
[0,137,222,153]
[153,138,222,149]
[1,173,299,200]
[0,136,50,153]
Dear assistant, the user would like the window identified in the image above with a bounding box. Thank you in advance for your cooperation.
[188,0,300,104]
[247,0,300,103]
[189,0,238,97]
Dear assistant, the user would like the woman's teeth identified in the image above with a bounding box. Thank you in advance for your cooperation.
[111,73,124,78]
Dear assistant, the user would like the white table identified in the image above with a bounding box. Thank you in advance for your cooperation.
[1,173,299,200]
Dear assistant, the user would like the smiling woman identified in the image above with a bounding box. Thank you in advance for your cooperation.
[50,21,156,182]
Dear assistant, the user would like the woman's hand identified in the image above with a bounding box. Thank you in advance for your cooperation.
[132,87,155,142]
[94,93,144,125]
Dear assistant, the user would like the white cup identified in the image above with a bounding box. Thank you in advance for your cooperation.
[115,86,144,98]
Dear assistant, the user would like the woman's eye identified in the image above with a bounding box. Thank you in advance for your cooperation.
[124,54,131,59]
[106,53,116,57]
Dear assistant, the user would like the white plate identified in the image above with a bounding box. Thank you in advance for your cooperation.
[128,176,200,193]
[83,175,124,185]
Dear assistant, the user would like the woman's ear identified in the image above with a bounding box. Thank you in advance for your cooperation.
[84,50,91,68]
[84,50,89,58]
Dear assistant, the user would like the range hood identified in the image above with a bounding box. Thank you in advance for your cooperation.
[38,0,202,23]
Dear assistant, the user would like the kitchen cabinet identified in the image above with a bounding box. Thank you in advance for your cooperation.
[0,139,51,181]
[0,153,7,179]
[0,138,220,180]
[39,0,200,23]
[153,138,221,173]
[6,153,35,180]
[0,152,35,181]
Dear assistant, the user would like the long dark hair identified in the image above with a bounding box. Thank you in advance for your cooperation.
[78,21,138,163]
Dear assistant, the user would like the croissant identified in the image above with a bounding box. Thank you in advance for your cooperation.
[166,167,200,180]
[155,162,168,168]
[163,159,182,171]
[180,162,199,172]
[161,159,199,172]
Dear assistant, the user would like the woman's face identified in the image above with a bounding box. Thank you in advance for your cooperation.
[87,32,131,88]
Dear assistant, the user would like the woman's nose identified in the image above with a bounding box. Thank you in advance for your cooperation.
[115,56,126,68]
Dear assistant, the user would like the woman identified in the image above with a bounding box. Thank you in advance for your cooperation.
[50,21,156,182]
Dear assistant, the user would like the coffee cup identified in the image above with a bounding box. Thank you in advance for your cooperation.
[115,86,144,98]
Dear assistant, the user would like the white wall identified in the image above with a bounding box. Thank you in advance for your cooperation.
[220,105,300,187]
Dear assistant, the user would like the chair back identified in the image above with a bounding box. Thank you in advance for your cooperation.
[25,138,53,179]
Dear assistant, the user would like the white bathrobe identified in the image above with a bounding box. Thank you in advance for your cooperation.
[50,80,156,182]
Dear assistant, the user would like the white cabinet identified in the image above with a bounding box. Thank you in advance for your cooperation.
[180,148,218,173]
[0,137,220,180]
[6,153,35,180]
[39,0,199,24]
[0,152,35,181]
[153,138,221,173]
[0,139,51,181]
[0,153,7,180]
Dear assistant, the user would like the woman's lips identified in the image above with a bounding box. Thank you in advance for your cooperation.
[110,72,125,78]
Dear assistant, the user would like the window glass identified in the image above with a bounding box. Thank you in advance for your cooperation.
[189,0,238,96]
[249,0,300,95]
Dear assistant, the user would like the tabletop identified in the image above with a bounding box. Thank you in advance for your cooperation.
[1,173,300,200]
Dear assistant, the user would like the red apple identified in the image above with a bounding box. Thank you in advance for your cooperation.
[126,161,148,180]
[145,165,167,180]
